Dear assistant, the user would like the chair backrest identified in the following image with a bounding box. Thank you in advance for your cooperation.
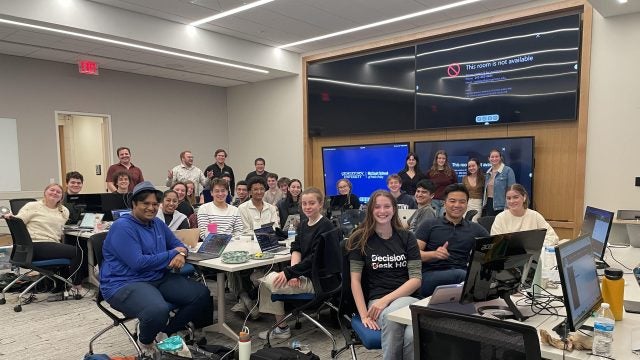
[9,198,37,215]
[477,215,496,232]
[338,238,370,318]
[310,227,343,298]
[411,305,541,360]
[89,232,109,267]
[464,210,478,222]
[5,217,35,266]
[174,228,200,248]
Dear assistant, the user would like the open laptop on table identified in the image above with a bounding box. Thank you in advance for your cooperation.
[187,233,232,261]
[254,225,289,254]
[65,212,104,230]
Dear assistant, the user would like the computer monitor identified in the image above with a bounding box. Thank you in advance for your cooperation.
[460,229,547,321]
[411,305,542,360]
[580,206,614,267]
[554,234,602,337]
[101,193,131,221]
[65,194,103,214]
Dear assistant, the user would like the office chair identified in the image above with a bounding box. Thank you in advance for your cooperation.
[410,305,542,360]
[477,216,496,233]
[334,239,381,360]
[9,198,37,215]
[265,228,343,356]
[0,217,76,312]
[464,210,478,222]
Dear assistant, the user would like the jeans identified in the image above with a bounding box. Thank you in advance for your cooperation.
[107,272,210,344]
[369,296,418,360]
[420,268,467,297]
[431,199,445,217]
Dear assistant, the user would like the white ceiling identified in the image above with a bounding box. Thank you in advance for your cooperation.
[0,0,637,87]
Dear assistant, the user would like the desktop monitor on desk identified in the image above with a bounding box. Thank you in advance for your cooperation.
[460,229,547,321]
[554,234,602,337]
[66,194,103,213]
[101,193,130,221]
[580,206,614,268]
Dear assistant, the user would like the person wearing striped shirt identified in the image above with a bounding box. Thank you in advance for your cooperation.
[197,178,243,239]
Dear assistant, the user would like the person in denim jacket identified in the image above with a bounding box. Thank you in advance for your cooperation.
[483,149,515,216]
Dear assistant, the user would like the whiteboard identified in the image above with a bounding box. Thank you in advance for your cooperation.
[0,118,21,191]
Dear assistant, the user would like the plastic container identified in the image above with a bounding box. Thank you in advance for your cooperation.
[238,331,251,360]
[592,303,615,358]
[287,223,296,239]
[601,267,624,320]
[541,245,556,288]
[289,339,310,353]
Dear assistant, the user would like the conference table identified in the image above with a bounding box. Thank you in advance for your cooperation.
[189,236,292,340]
[387,246,640,359]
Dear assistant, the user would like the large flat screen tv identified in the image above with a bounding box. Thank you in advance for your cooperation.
[415,14,581,129]
[322,143,409,203]
[414,137,534,205]
[307,46,415,136]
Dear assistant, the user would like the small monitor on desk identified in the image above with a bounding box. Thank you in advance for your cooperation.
[580,206,614,267]
[554,234,602,337]
[460,229,547,321]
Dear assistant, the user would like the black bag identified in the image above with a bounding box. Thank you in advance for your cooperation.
[250,347,320,360]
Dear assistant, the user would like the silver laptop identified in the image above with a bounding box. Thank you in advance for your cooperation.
[398,209,416,228]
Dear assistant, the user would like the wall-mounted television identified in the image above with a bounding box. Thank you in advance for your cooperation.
[322,143,409,203]
[307,46,415,136]
[415,14,581,129]
[414,137,534,205]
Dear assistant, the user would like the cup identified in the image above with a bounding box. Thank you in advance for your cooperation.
[207,223,218,234]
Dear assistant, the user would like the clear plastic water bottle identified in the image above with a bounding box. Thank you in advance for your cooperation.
[287,223,296,239]
[592,302,615,358]
[289,339,310,353]
[541,245,556,287]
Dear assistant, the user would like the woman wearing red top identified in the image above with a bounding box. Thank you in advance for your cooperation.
[425,150,457,217]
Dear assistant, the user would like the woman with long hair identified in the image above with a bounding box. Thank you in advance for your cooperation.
[425,150,457,217]
[156,189,190,231]
[346,190,421,360]
[276,179,306,229]
[329,178,360,213]
[462,158,484,222]
[483,149,515,216]
[398,152,425,196]
[184,180,197,205]
[171,181,194,218]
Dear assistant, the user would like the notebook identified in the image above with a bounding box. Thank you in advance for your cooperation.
[187,233,232,261]
[254,225,289,254]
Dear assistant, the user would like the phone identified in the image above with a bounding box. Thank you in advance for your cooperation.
[624,300,640,314]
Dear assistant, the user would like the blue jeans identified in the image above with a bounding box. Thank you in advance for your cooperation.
[107,272,210,344]
[420,268,467,297]
[431,199,445,217]
[369,296,418,360]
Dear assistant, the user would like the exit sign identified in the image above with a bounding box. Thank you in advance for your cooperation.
[78,60,99,75]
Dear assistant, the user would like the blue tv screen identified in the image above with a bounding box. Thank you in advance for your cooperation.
[414,137,534,205]
[323,143,410,203]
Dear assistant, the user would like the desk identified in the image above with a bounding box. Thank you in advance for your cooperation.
[190,238,292,340]
[388,246,640,359]
[613,219,640,248]
[64,229,103,287]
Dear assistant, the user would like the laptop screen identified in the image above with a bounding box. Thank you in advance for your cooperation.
[80,213,104,228]
[111,209,131,220]
[198,234,232,255]
[254,225,280,250]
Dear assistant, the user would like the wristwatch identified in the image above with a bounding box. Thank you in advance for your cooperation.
[178,251,187,258]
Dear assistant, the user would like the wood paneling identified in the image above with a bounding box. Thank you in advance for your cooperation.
[303,0,591,237]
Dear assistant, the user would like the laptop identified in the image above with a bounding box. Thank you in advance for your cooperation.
[65,212,104,230]
[255,225,289,254]
[111,209,131,221]
[398,209,416,228]
[187,233,232,261]
[427,283,476,314]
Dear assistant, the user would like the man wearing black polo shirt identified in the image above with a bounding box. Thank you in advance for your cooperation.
[415,183,488,297]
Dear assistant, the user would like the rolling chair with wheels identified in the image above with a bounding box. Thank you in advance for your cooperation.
[265,228,343,356]
[9,198,37,215]
[0,217,76,312]
[464,210,478,222]
[477,215,496,233]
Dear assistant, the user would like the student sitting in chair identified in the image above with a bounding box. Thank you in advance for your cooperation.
[100,181,209,358]
[156,189,190,231]
[257,187,335,340]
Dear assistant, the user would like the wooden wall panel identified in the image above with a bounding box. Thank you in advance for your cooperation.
[304,0,591,237]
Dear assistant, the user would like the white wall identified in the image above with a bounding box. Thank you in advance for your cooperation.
[227,76,304,183]
[0,54,228,190]
[585,10,640,211]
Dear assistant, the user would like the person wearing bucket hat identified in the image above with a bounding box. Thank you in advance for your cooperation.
[100,181,210,357]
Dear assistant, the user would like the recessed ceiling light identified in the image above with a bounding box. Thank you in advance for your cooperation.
[0,18,268,74]
[277,0,481,49]
[617,0,628,3]
[190,0,275,26]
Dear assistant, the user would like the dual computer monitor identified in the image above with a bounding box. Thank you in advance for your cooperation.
[580,206,614,266]
[66,193,130,221]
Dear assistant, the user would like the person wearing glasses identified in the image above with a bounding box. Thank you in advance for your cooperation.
[100,181,209,359]
[329,178,360,214]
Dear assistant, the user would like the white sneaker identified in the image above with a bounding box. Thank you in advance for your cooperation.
[258,326,291,340]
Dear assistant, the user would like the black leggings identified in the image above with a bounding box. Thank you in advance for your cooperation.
[32,242,83,285]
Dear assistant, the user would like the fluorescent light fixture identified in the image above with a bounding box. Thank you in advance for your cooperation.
[0,18,269,74]
[277,0,481,49]
[190,0,275,26]
[618,0,628,3]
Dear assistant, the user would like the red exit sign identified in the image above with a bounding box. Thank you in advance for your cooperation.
[78,60,99,75]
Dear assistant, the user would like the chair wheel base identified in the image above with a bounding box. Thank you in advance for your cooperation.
[0,298,6,305]
[14,305,22,312]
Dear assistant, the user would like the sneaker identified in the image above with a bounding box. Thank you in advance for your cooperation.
[258,326,291,340]
[230,301,248,314]
[137,339,159,360]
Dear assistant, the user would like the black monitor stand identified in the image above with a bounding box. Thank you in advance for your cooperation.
[595,259,610,270]
[476,292,531,322]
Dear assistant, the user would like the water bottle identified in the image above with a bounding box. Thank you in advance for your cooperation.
[541,245,556,288]
[592,303,615,358]
[289,339,310,353]
[287,223,296,239]
[601,267,624,320]
[238,331,251,360]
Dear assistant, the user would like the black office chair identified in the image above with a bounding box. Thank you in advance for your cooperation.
[0,217,75,312]
[464,210,478,222]
[265,228,343,355]
[411,305,542,360]
[477,215,496,233]
[9,198,37,215]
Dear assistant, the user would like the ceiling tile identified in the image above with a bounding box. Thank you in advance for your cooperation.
[0,41,40,56]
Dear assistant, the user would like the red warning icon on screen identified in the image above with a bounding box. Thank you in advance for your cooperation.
[447,63,461,78]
